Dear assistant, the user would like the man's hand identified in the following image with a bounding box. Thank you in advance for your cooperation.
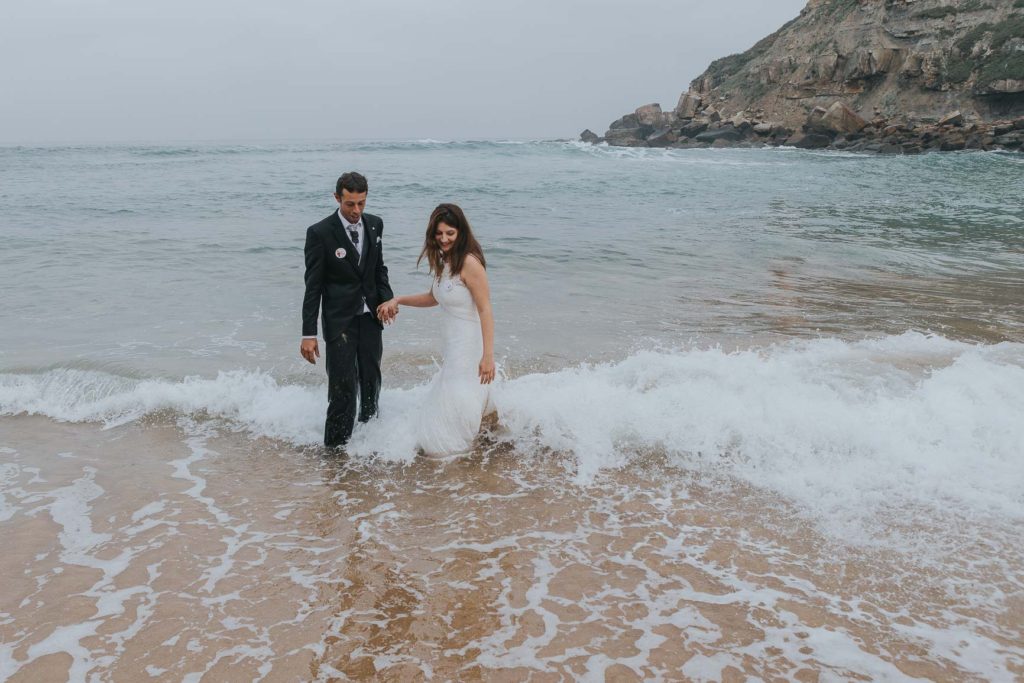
[300,338,319,364]
[377,300,399,325]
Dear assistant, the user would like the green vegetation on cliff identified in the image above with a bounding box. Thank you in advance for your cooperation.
[946,14,1024,86]
[704,33,779,88]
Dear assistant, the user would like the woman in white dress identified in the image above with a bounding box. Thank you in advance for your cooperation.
[376,203,495,456]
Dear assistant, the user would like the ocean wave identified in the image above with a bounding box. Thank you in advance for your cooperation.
[125,145,276,157]
[3,332,1023,538]
[569,141,795,166]
[341,139,564,153]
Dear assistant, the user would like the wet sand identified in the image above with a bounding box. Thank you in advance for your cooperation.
[1,415,1022,681]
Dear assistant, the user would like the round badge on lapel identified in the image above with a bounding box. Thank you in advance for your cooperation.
[335,247,346,259]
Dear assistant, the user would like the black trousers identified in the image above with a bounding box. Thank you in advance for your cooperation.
[324,313,382,447]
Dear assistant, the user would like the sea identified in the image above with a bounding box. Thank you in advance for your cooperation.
[1,140,1022,681]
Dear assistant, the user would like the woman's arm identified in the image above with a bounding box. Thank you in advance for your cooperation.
[460,256,495,384]
[377,290,436,324]
[395,291,438,307]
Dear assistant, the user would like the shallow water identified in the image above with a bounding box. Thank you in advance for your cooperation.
[2,418,1021,681]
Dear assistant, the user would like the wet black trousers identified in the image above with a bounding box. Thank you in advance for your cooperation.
[324,313,382,448]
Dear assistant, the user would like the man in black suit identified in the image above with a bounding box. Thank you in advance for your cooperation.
[301,172,395,448]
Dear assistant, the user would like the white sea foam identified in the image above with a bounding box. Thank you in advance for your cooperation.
[0,368,324,443]
[3,332,1023,540]
[0,461,22,522]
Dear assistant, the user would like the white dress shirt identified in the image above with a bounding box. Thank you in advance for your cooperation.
[339,211,365,264]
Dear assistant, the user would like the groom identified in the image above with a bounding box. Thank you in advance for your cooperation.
[300,172,395,448]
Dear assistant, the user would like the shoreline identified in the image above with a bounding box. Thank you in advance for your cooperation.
[582,106,1024,154]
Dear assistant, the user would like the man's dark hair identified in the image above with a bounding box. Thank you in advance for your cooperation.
[336,172,368,195]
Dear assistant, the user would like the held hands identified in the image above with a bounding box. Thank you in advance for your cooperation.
[377,299,399,325]
[300,338,319,364]
[479,355,496,384]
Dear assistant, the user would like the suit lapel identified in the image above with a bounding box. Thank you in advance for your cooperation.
[362,218,378,272]
[329,211,362,272]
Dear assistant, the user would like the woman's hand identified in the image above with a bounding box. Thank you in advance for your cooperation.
[479,355,495,384]
[377,299,399,324]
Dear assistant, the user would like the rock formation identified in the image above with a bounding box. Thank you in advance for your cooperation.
[585,0,1024,152]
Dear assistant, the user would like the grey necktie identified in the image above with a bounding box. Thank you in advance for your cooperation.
[348,225,360,264]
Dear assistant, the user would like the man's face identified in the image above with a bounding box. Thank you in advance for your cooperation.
[335,189,367,224]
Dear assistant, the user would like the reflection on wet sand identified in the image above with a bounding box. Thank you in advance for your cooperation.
[1,417,1021,681]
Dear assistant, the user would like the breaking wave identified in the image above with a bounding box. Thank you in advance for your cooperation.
[3,332,1023,539]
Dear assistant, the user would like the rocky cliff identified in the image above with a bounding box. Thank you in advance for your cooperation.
[584,0,1024,152]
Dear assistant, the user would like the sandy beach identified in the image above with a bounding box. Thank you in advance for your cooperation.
[3,415,1020,681]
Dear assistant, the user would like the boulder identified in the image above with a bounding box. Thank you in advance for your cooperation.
[579,129,601,144]
[805,106,829,131]
[752,122,774,135]
[609,114,639,130]
[729,113,752,131]
[674,91,703,119]
[635,103,663,127]
[695,127,742,143]
[1014,118,1024,131]
[786,132,832,149]
[646,129,678,147]
[938,111,963,127]
[604,128,644,145]
[819,101,867,135]
[704,107,722,123]
[679,120,710,138]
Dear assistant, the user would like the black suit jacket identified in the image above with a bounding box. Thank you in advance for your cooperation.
[302,211,394,343]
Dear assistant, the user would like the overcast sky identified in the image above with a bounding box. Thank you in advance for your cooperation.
[0,0,806,144]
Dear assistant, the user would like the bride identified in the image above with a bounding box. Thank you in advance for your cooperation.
[376,203,495,456]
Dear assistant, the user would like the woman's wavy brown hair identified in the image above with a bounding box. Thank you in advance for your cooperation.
[418,203,486,279]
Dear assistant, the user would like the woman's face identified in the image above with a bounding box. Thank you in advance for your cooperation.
[435,221,458,253]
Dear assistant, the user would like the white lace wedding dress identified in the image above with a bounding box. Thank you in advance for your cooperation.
[415,266,493,456]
